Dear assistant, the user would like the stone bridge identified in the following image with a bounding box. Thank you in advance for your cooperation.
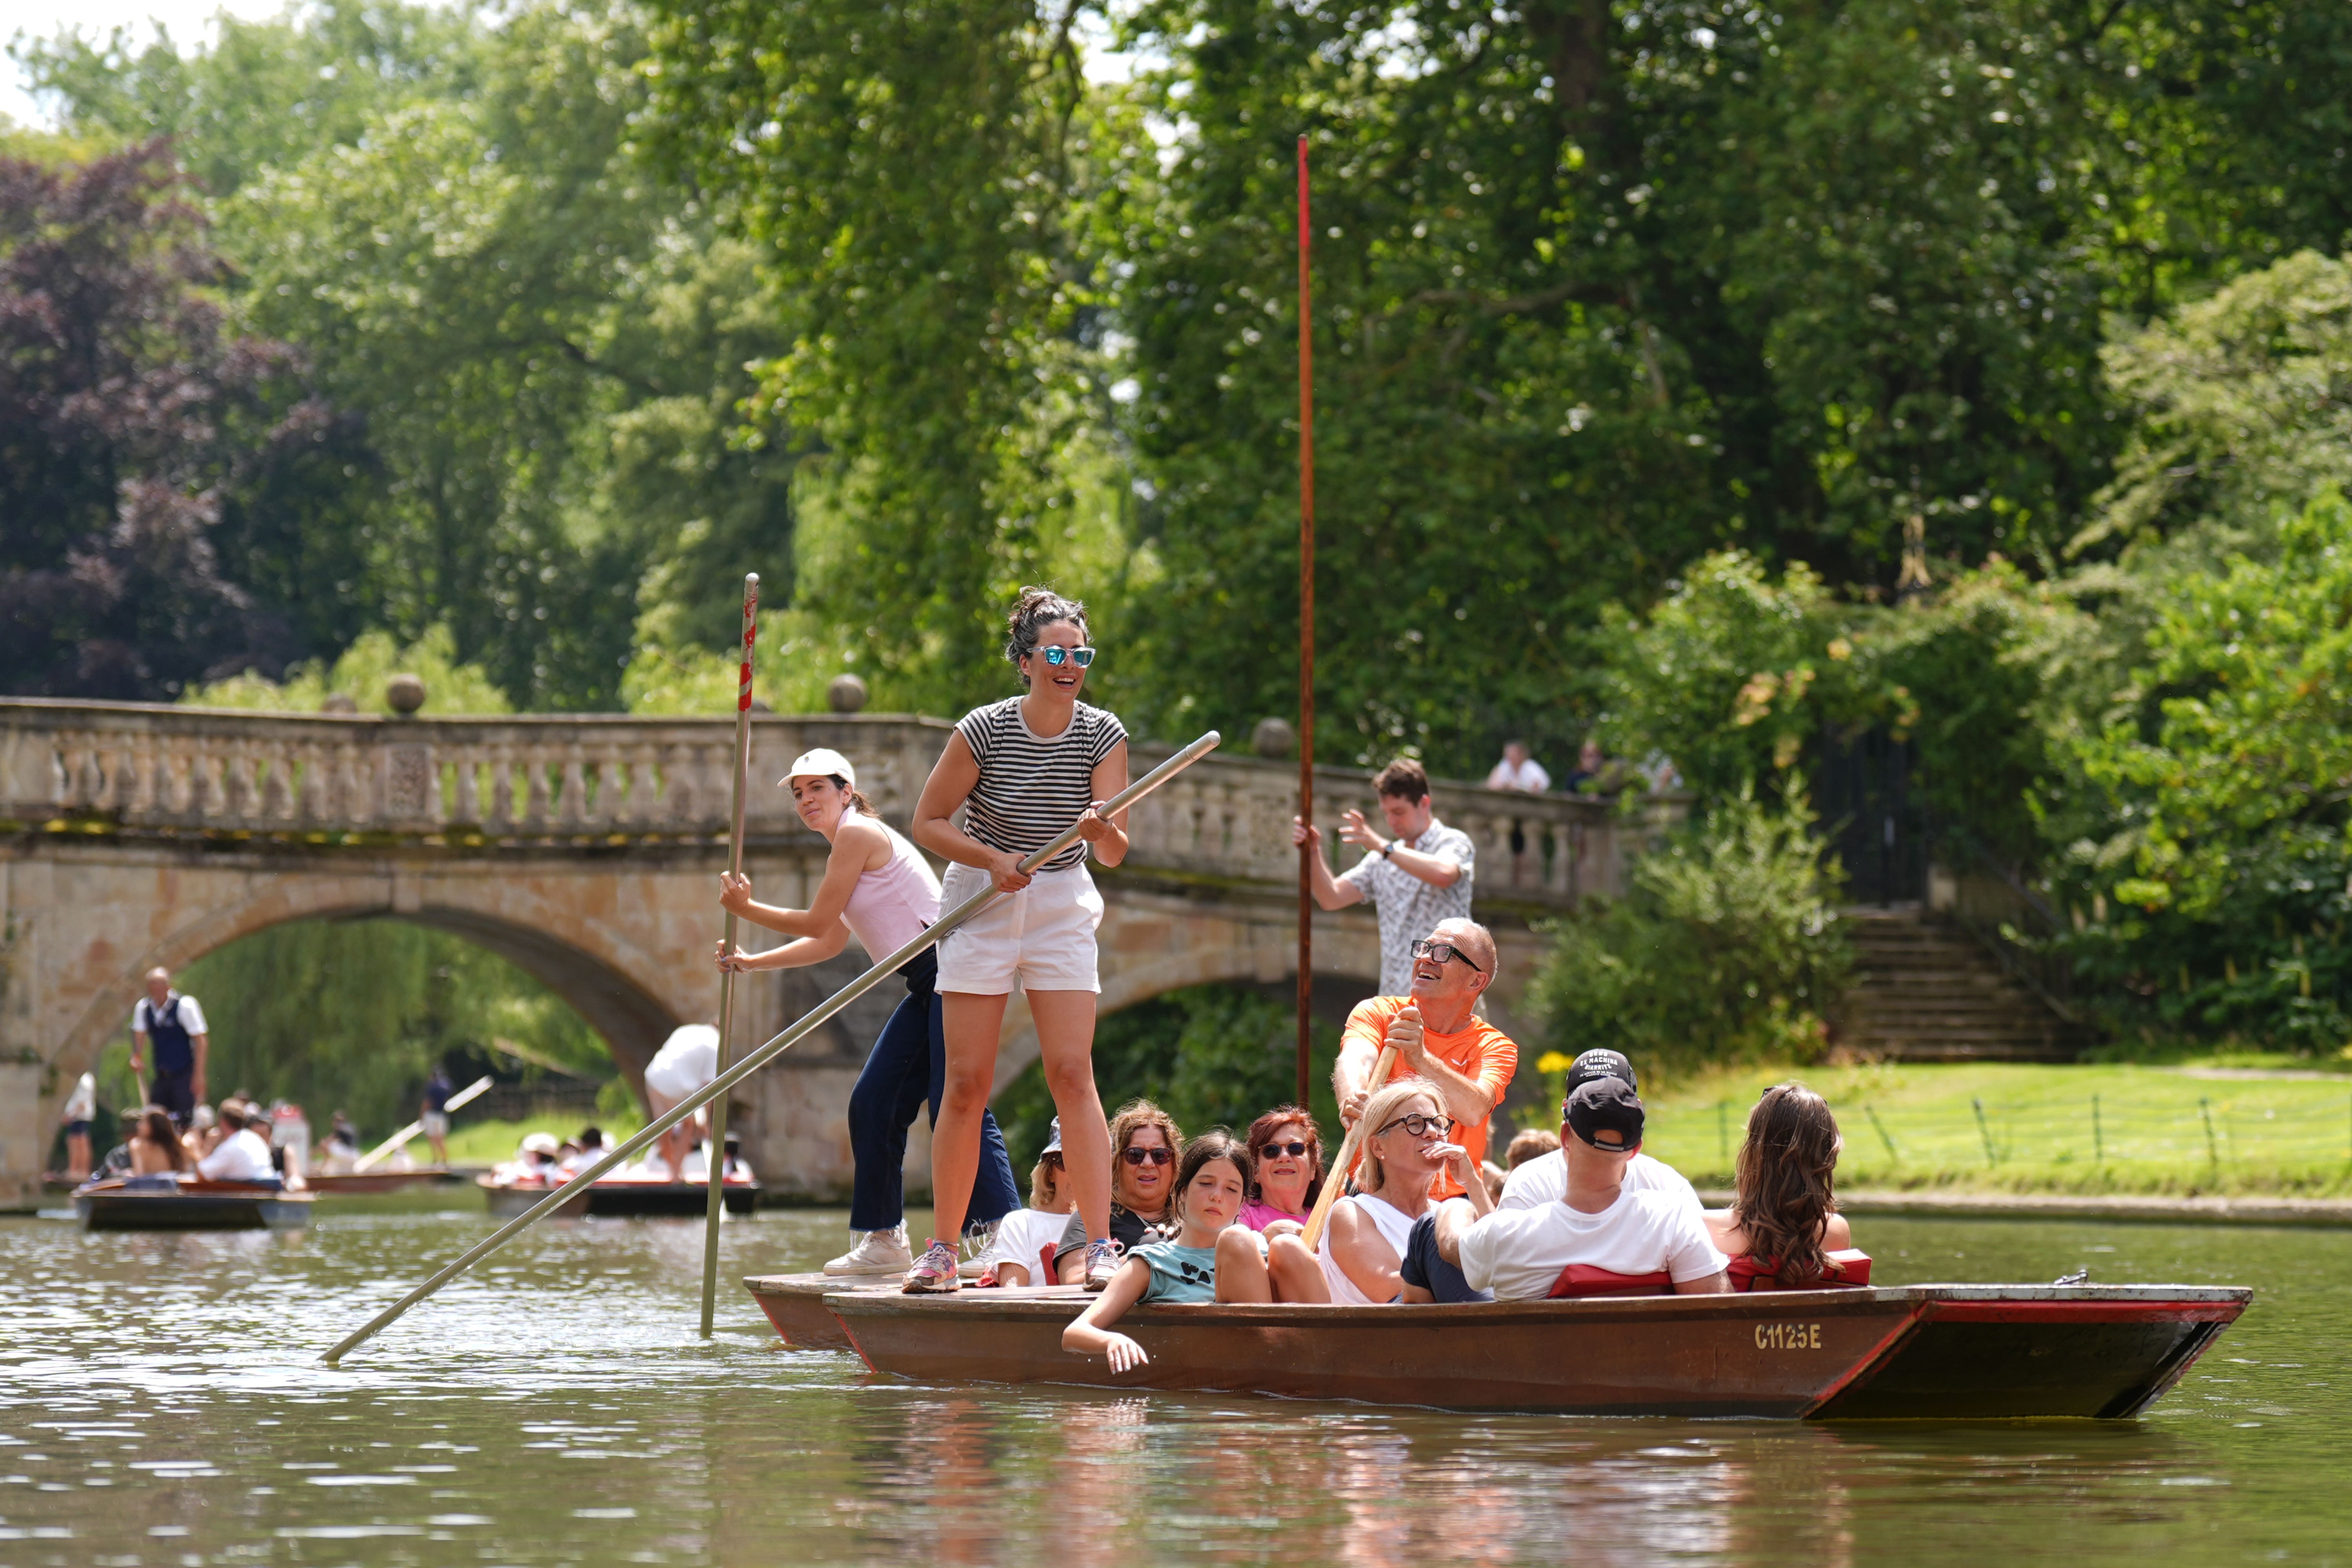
[0,699,1677,1208]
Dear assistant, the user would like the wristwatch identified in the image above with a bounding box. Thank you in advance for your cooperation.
[1377,839,1396,859]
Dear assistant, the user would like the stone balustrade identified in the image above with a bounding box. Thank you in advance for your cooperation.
[0,699,1679,906]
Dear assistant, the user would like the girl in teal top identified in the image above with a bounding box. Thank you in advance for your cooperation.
[1062,1131,1252,1373]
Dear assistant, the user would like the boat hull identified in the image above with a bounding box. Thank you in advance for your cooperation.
[74,1184,316,1232]
[303,1169,454,1196]
[744,1273,1041,1350]
[821,1284,2247,1420]
[479,1180,759,1220]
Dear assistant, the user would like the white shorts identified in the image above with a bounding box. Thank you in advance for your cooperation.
[935,862,1103,995]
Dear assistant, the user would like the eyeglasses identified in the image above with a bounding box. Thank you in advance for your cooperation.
[1038,645,1095,667]
[1412,938,1483,973]
[1374,1112,1454,1138]
[1257,1140,1312,1159]
[1120,1145,1174,1167]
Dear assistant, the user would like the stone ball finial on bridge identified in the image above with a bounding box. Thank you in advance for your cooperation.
[1252,717,1296,760]
[827,673,869,714]
[386,673,427,715]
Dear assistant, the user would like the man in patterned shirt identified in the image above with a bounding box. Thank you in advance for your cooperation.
[1291,758,1475,997]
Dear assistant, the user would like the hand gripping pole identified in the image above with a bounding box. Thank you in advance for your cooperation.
[321,730,1221,1364]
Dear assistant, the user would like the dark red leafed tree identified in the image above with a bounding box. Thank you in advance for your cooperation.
[0,138,353,698]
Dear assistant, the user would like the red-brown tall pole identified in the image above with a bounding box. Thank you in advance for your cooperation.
[1296,134,1315,1109]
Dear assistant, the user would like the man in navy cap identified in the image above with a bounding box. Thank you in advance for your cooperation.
[1432,1076,1729,1301]
[1495,1048,1699,1216]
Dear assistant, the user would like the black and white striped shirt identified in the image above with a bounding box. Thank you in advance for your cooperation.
[955,697,1128,873]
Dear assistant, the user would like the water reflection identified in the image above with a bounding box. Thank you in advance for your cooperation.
[0,1205,2343,1566]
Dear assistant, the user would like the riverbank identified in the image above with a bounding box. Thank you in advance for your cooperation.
[1694,1187,2352,1227]
[1639,1059,2352,1197]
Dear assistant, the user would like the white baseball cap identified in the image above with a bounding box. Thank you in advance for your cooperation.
[780,748,856,791]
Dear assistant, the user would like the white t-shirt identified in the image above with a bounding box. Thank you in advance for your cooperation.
[1500,1149,1699,1215]
[196,1127,275,1182]
[132,993,209,1037]
[982,1209,1075,1281]
[1317,1192,1419,1305]
[680,1146,710,1183]
[62,1073,97,1123]
[1486,758,1552,793]
[1459,1188,1729,1301]
[643,1025,719,1102]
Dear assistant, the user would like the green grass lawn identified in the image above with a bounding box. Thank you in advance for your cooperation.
[1636,1060,2352,1196]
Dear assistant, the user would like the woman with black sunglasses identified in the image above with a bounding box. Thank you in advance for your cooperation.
[1052,1099,1181,1285]
[1237,1105,1323,1232]
[908,586,1131,1294]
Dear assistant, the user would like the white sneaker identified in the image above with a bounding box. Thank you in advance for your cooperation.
[825,1223,913,1277]
[958,1218,1001,1278]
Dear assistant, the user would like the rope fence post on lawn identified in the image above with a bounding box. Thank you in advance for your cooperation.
[2092,1093,2103,1165]
[1864,1104,1898,1164]
[2201,1096,2220,1168]
[1972,1097,1997,1167]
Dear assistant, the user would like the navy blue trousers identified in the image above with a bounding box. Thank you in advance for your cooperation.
[847,948,1021,1234]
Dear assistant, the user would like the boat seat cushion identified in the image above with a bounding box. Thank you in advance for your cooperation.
[1728,1249,1872,1291]
[1547,1265,1674,1298]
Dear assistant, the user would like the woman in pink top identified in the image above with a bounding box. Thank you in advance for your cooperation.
[717,748,1020,1278]
[1235,1104,1323,1233]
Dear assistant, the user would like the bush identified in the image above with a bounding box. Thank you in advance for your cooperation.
[1529,791,1851,1081]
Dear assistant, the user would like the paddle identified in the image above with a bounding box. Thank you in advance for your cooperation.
[699,572,759,1339]
[1298,1034,1403,1252]
[321,729,1223,1365]
[352,1075,493,1173]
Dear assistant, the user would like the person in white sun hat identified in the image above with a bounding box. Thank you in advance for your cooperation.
[717,746,1021,1276]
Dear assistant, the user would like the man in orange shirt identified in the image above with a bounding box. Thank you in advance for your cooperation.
[1334,917,1516,1200]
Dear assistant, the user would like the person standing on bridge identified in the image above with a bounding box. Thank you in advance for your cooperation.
[129,966,209,1127]
[1290,758,1476,998]
[716,747,1022,1277]
[906,586,1129,1294]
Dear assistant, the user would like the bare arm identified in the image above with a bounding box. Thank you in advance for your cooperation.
[1431,1196,1481,1268]
[1074,741,1131,867]
[1338,808,1461,890]
[129,1028,146,1073]
[1333,1032,1381,1127]
[911,731,1031,890]
[717,920,851,973]
[1675,1270,1733,1295]
[1328,1202,1407,1303]
[1061,1258,1154,1372]
[1383,1009,1499,1128]
[1288,820,1364,911]
[719,815,886,940]
[191,1034,208,1103]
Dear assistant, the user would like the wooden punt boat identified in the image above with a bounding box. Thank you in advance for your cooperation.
[302,1168,455,1196]
[743,1272,1053,1350]
[477,1176,760,1220]
[73,1178,317,1232]
[818,1283,2249,1420]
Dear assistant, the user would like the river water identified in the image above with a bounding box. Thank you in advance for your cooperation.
[0,1199,2343,1567]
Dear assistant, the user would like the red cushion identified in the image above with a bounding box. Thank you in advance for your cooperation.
[1547,1264,1675,1299]
[1729,1249,1872,1291]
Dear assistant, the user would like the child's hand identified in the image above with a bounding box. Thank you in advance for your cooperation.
[1100,1332,1149,1374]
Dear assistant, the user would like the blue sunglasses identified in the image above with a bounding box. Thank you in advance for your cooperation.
[1038,646,1096,668]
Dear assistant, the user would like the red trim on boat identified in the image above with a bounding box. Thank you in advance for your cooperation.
[1795,1307,1928,1417]
[1922,1300,2243,1325]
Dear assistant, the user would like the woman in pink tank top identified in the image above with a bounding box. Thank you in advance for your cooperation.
[716,748,1021,1277]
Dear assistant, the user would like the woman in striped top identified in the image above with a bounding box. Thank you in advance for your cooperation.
[906,587,1130,1293]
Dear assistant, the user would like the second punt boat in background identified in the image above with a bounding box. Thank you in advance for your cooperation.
[478,1176,761,1220]
[817,1283,2247,1421]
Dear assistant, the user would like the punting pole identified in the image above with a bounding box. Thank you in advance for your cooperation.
[321,729,1223,1365]
[352,1076,494,1172]
[1301,1041,1399,1252]
[698,572,759,1338]
[1295,131,1316,1110]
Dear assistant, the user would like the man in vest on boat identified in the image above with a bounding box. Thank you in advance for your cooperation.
[1332,917,1515,1199]
[130,967,210,1127]
[1497,1049,1700,1217]
[1434,1078,1730,1300]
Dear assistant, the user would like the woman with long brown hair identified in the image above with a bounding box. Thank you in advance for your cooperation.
[128,1108,189,1176]
[1706,1083,1856,1288]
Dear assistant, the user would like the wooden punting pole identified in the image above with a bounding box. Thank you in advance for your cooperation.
[1296,132,1316,1109]
[699,572,758,1338]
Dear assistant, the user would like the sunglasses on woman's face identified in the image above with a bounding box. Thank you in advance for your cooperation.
[1037,645,1095,667]
[1257,1140,1311,1159]
[1120,1145,1174,1167]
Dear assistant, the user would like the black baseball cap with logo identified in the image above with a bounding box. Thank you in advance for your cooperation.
[1564,1078,1645,1153]
[1565,1049,1638,1094]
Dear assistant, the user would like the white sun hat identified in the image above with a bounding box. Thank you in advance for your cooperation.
[780,748,856,791]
